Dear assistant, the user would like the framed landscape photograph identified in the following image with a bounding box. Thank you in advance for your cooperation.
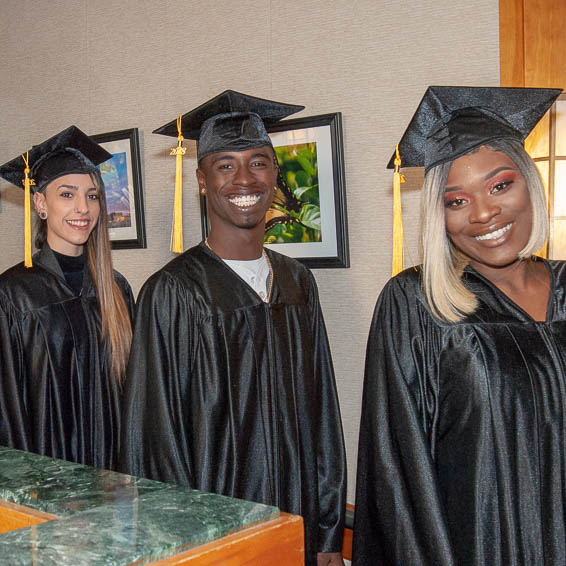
[199,112,349,268]
[91,128,146,249]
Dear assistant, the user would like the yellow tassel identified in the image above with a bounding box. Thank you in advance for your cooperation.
[170,115,186,254]
[392,144,405,277]
[21,152,35,268]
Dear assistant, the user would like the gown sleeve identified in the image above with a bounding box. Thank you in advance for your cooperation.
[0,294,30,450]
[120,272,194,486]
[307,272,347,553]
[353,274,456,566]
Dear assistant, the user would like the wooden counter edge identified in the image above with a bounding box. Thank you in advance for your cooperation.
[144,512,304,565]
[0,499,58,534]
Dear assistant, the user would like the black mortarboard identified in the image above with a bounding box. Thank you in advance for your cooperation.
[388,86,562,171]
[0,125,112,192]
[153,89,304,161]
[0,125,111,267]
[152,90,304,254]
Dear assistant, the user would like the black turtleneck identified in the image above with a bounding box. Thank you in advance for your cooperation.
[52,250,86,295]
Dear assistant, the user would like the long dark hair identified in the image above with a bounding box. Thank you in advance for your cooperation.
[35,170,132,383]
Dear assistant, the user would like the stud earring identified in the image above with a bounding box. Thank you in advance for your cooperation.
[39,211,47,220]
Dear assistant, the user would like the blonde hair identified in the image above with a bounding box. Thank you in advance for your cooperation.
[421,139,548,322]
[36,170,132,383]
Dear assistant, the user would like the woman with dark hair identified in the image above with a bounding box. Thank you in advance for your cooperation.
[0,126,133,470]
[353,87,565,566]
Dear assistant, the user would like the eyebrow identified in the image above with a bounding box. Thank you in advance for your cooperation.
[210,155,235,163]
[211,150,273,162]
[56,184,79,190]
[250,151,271,159]
[445,166,517,192]
[56,184,97,191]
[483,166,516,181]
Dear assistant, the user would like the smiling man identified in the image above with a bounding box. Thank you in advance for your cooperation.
[197,146,276,258]
[121,91,346,566]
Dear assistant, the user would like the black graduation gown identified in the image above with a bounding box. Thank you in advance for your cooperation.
[121,242,346,566]
[353,261,566,566]
[0,246,134,470]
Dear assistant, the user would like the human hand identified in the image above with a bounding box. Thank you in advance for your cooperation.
[317,551,345,566]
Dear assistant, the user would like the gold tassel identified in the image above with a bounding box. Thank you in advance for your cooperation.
[392,144,405,277]
[170,115,186,253]
[21,152,36,268]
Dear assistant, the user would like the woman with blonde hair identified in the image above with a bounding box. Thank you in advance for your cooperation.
[353,86,564,566]
[0,126,133,470]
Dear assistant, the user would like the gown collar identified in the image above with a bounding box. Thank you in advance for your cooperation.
[32,245,94,297]
[199,240,276,304]
[463,257,554,322]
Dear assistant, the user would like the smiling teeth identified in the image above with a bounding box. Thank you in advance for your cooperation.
[228,195,260,208]
[475,223,512,241]
[67,220,88,227]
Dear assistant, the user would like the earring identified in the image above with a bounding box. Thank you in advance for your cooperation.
[200,188,206,195]
[39,211,47,220]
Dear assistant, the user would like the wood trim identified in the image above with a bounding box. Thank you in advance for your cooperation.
[342,529,353,561]
[499,0,525,86]
[500,0,566,89]
[523,0,566,88]
[144,513,304,565]
[0,500,58,534]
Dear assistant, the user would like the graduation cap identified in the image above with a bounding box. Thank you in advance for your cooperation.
[0,125,112,267]
[153,90,304,253]
[388,86,561,171]
[387,86,562,277]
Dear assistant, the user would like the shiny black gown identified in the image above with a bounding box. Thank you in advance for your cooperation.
[353,261,566,566]
[0,246,134,470]
[121,242,346,566]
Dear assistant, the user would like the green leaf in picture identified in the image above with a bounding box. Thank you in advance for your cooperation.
[285,170,297,190]
[295,154,317,177]
[299,204,321,230]
[297,145,315,159]
[294,184,319,206]
[294,170,310,188]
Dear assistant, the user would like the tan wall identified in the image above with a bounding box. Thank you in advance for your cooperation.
[0,0,499,503]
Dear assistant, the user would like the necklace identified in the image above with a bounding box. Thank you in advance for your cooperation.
[205,238,274,302]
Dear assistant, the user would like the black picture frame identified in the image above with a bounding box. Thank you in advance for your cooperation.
[91,128,147,249]
[199,112,349,268]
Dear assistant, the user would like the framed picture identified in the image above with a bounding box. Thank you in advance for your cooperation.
[200,113,349,268]
[91,128,147,249]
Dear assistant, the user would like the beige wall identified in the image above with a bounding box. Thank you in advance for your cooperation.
[0,0,499,503]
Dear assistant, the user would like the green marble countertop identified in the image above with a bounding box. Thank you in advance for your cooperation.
[0,446,279,565]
